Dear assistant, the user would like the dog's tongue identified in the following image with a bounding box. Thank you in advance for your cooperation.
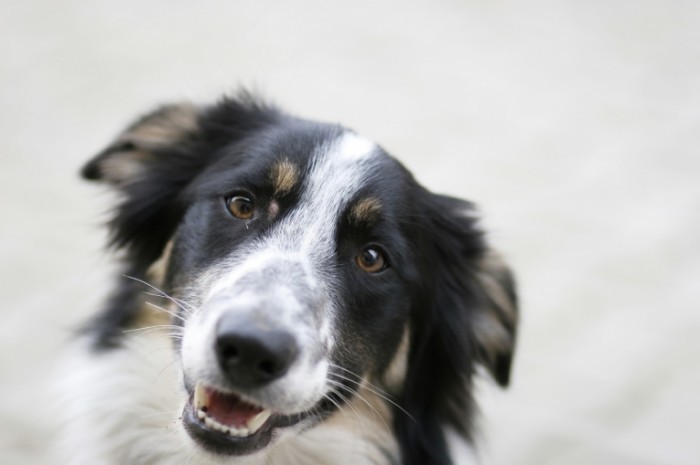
[205,388,264,428]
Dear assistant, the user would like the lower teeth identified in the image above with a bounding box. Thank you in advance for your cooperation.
[196,409,263,438]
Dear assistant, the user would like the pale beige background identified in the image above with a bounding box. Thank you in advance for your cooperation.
[2,1,699,464]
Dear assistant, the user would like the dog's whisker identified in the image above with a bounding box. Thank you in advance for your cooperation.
[122,325,184,335]
[143,291,197,315]
[327,364,390,392]
[327,364,415,423]
[322,389,366,433]
[326,378,392,435]
[329,365,403,399]
[123,275,196,316]
[325,382,385,436]
[328,369,394,403]
[143,301,188,323]
[142,291,195,317]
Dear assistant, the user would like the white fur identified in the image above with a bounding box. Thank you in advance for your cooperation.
[53,334,189,464]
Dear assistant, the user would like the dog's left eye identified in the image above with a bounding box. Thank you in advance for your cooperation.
[356,247,388,273]
[226,195,255,220]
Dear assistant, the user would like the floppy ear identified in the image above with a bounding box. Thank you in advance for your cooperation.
[425,193,518,387]
[82,103,201,185]
[80,102,205,348]
[470,248,518,385]
[82,102,205,269]
[395,191,518,465]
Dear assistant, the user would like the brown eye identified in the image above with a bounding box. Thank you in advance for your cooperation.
[227,196,254,220]
[356,247,387,273]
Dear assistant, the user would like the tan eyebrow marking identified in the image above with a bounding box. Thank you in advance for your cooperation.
[350,197,382,224]
[270,159,299,195]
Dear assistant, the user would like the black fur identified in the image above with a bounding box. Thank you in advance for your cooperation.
[396,192,490,465]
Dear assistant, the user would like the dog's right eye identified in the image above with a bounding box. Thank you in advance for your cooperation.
[226,196,255,220]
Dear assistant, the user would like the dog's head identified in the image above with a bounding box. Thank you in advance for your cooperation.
[84,93,517,464]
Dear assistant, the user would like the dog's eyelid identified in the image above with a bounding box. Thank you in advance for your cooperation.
[222,185,256,199]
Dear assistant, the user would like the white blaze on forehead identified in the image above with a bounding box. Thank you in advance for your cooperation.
[334,132,378,161]
[297,133,377,248]
[284,132,379,253]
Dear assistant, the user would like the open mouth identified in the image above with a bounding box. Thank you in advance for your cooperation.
[194,383,272,437]
[182,382,305,455]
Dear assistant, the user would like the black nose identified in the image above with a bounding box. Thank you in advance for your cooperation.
[215,315,299,389]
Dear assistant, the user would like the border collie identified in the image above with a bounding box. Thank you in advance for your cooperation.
[57,92,518,465]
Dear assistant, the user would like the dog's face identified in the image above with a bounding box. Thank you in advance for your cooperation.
[83,95,518,464]
[174,125,421,454]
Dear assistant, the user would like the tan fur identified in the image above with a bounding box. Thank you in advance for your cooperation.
[382,326,410,394]
[270,159,299,195]
[121,104,200,148]
[131,240,176,330]
[99,150,148,183]
[146,239,175,286]
[97,103,200,184]
[474,251,517,359]
[129,301,173,332]
[350,197,382,224]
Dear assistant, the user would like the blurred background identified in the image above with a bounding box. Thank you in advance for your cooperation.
[1,1,699,464]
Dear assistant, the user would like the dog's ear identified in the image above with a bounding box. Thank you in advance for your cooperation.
[470,248,518,385]
[82,94,281,270]
[424,193,518,387]
[82,103,201,185]
[82,103,205,269]
[396,191,518,464]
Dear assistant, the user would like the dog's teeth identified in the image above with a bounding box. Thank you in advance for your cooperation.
[246,409,271,434]
[193,383,270,437]
[194,382,208,410]
[213,422,228,433]
[229,426,250,437]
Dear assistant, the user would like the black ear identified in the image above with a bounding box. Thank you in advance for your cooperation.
[425,193,518,386]
[396,192,518,465]
[82,102,205,269]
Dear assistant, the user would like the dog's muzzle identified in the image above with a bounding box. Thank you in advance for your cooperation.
[181,258,330,455]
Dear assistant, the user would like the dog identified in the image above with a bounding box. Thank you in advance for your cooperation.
[56,92,518,465]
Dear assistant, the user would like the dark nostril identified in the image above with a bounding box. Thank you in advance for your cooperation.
[257,360,276,376]
[220,343,239,361]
